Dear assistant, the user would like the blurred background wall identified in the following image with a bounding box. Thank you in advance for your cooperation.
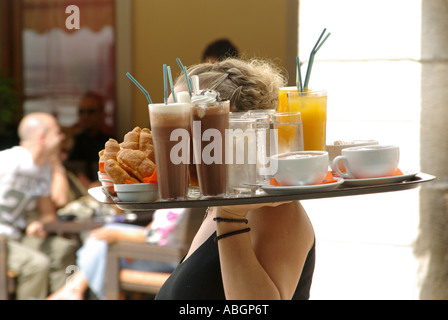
[127,0,297,132]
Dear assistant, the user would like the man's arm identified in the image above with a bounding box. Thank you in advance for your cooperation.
[37,196,57,223]
[26,196,57,238]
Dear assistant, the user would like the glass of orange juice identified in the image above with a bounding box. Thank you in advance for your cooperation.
[287,90,327,151]
[277,86,298,112]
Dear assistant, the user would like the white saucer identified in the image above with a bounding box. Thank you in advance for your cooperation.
[261,178,344,195]
[341,171,418,187]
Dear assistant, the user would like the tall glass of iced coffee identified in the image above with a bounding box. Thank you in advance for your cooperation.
[149,102,191,200]
[190,90,230,198]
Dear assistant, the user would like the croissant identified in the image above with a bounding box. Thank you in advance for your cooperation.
[104,159,139,184]
[99,126,157,184]
[139,128,155,162]
[117,148,156,182]
[99,138,120,162]
[120,126,141,150]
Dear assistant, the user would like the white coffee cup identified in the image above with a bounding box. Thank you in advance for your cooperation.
[271,151,329,186]
[332,145,399,179]
[326,140,378,172]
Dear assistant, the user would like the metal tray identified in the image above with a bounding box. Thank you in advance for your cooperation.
[88,172,435,211]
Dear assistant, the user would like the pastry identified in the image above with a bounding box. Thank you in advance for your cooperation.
[99,126,157,184]
[139,128,155,162]
[117,148,156,182]
[104,159,139,184]
[99,138,120,162]
[120,126,141,150]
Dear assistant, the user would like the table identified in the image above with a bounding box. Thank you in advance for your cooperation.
[88,172,435,211]
[44,220,105,235]
[44,211,155,240]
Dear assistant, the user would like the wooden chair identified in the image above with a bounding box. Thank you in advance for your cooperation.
[0,235,17,300]
[104,207,206,299]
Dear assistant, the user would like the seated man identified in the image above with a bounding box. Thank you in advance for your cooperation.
[0,112,77,299]
[67,91,114,188]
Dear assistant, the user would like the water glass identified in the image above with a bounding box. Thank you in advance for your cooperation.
[245,110,275,183]
[271,111,304,155]
[226,117,257,196]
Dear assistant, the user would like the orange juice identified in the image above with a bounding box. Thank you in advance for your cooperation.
[277,86,298,112]
[287,90,327,151]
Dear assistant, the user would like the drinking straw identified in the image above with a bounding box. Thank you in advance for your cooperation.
[303,28,331,90]
[126,72,152,104]
[315,32,331,53]
[163,64,168,105]
[167,65,177,103]
[296,56,303,93]
[303,28,326,89]
[176,58,193,98]
[182,66,193,97]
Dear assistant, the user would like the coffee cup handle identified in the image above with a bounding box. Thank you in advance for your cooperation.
[333,156,353,179]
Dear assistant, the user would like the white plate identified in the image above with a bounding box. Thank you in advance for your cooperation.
[341,171,418,187]
[261,178,344,195]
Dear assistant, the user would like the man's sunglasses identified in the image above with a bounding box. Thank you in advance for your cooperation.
[78,108,100,115]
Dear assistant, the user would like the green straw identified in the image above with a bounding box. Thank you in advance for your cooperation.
[315,32,331,53]
[296,56,303,93]
[176,57,192,98]
[163,64,168,104]
[126,72,152,104]
[167,65,177,103]
[303,28,331,90]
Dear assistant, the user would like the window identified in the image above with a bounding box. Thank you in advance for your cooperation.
[21,0,116,134]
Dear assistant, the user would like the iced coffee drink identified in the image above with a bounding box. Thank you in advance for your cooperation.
[190,90,230,198]
[149,102,191,200]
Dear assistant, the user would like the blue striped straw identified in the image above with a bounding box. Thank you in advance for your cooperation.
[126,72,152,104]
[163,64,168,105]
[296,56,303,93]
[167,65,177,103]
[176,57,192,98]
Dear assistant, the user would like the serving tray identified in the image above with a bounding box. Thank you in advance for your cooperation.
[88,172,435,211]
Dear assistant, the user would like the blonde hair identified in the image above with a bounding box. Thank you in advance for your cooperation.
[176,58,287,111]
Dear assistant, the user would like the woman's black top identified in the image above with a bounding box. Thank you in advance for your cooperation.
[155,232,315,300]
